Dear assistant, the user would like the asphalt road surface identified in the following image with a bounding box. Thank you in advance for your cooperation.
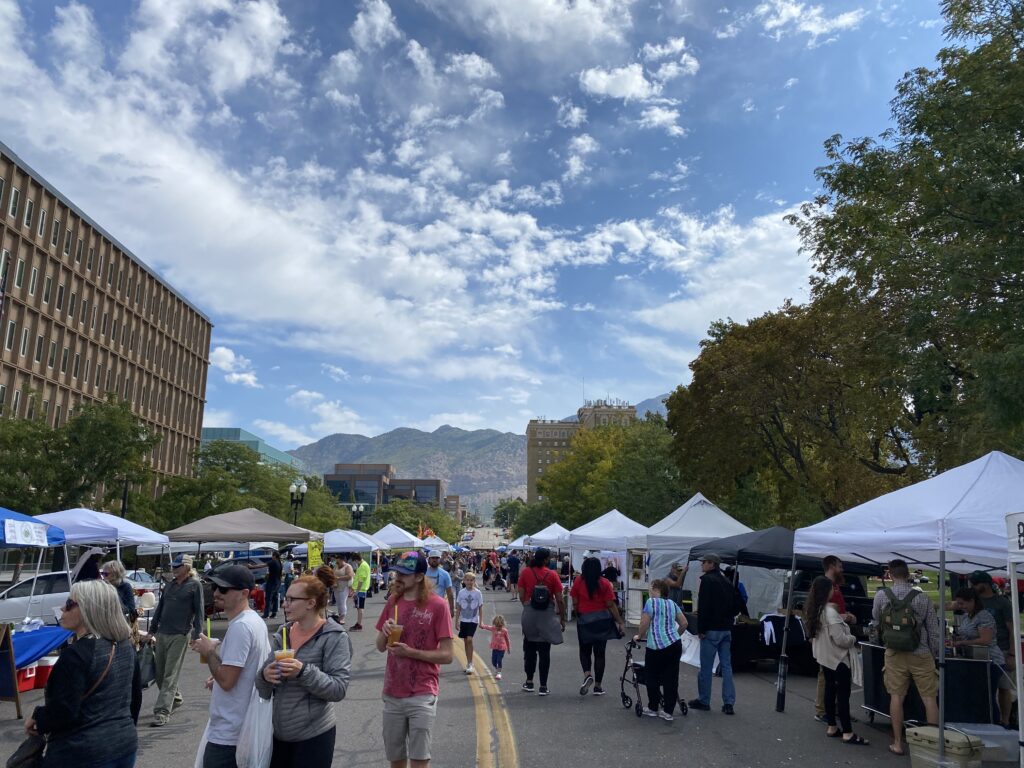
[1,588,907,767]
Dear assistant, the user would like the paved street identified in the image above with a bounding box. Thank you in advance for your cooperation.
[0,588,905,767]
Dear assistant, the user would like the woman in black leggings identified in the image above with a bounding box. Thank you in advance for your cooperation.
[518,548,566,695]
[569,557,624,695]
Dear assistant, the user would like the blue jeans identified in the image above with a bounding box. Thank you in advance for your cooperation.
[83,753,136,768]
[697,630,735,706]
[203,742,237,768]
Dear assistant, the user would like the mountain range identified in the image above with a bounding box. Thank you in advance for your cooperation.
[288,393,670,515]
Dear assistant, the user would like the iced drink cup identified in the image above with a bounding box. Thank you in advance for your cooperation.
[275,649,295,662]
[388,625,403,647]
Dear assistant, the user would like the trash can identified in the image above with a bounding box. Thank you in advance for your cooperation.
[906,726,984,768]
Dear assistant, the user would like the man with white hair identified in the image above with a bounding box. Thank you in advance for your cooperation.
[149,554,203,727]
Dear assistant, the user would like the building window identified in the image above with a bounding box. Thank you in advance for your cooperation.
[37,208,46,238]
[4,321,16,350]
[60,347,69,373]
[101,313,108,336]
[73,353,80,379]
[63,229,72,257]
[8,187,19,218]
[28,267,37,296]
[34,334,44,363]
[83,358,90,383]
[0,250,8,284]
[41,400,48,416]
[43,275,52,304]
[91,305,97,330]
[75,239,83,263]
[95,363,102,388]
[106,261,113,285]
[55,284,64,311]
[14,259,25,288]
[68,292,77,318]
[87,247,94,271]
[51,219,60,247]
[26,398,34,420]
[80,298,88,324]
[0,384,5,415]
[11,389,20,417]
[20,328,29,357]
[53,404,60,426]
[23,199,33,228]
[47,341,56,368]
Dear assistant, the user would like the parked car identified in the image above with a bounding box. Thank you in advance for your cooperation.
[125,569,162,600]
[207,555,272,585]
[0,571,71,625]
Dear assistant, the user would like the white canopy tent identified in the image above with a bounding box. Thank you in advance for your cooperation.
[137,541,279,556]
[646,493,753,579]
[526,522,571,549]
[292,529,387,556]
[507,534,531,549]
[422,535,452,552]
[371,524,424,550]
[790,451,1024,759]
[569,509,649,551]
[37,508,169,559]
[165,508,312,543]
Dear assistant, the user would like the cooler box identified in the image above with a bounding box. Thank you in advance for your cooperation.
[946,723,1017,768]
[906,726,983,768]
[16,664,37,692]
[35,656,58,689]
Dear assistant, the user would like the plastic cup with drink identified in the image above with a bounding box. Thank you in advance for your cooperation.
[388,603,403,647]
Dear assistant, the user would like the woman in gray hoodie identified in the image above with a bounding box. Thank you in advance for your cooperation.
[256,573,352,767]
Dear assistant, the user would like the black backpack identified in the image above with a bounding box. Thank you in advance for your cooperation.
[529,568,552,610]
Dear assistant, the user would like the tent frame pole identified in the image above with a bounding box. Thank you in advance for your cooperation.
[937,550,946,762]
[22,547,46,623]
[775,551,798,712]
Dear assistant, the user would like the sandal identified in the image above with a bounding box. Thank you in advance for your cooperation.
[842,734,869,746]
[826,730,842,738]
[888,744,906,756]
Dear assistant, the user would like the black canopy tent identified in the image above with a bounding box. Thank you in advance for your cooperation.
[688,526,881,575]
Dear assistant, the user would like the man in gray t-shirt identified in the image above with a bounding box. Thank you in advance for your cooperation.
[190,566,267,768]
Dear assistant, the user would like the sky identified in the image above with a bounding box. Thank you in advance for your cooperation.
[0,0,946,446]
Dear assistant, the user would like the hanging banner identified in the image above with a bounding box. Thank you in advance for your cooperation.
[4,520,48,547]
[307,540,323,569]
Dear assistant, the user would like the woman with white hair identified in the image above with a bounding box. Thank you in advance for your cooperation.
[101,560,138,622]
[25,580,142,767]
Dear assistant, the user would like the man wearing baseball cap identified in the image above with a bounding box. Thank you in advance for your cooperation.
[375,551,454,768]
[191,565,268,768]
[969,570,1016,726]
[149,554,203,727]
[688,553,738,715]
[425,550,455,616]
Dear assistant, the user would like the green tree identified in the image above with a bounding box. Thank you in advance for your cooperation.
[366,499,461,544]
[510,500,563,539]
[493,497,527,530]
[0,394,159,515]
[789,0,1024,469]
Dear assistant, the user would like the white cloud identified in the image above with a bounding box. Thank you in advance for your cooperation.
[202,0,292,96]
[554,97,588,128]
[252,419,316,447]
[638,106,685,136]
[285,390,374,436]
[641,36,689,61]
[754,0,867,46]
[579,63,656,101]
[616,332,695,378]
[351,0,402,51]
[784,76,799,88]
[202,407,235,428]
[210,346,262,388]
[742,98,756,112]
[225,372,262,388]
[563,133,600,181]
[653,54,699,82]
[572,302,595,312]
[323,49,361,106]
[444,52,498,80]
[322,363,350,382]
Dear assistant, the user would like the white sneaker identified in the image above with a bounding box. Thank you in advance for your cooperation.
[643,707,659,717]
[659,709,674,722]
[465,664,474,674]
[495,672,502,680]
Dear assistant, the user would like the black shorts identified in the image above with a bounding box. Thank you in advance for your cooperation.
[509,571,519,585]
[458,621,478,638]
[355,592,367,609]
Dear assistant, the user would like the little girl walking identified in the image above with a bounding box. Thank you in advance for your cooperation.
[479,613,511,680]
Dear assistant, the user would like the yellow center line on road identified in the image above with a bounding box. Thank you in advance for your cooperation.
[453,643,518,768]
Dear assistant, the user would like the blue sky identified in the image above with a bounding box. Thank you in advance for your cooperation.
[0,0,945,446]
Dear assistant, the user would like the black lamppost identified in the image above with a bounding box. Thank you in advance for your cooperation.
[349,503,366,530]
[289,481,307,526]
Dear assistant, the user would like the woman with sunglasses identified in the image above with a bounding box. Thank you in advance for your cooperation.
[101,560,138,624]
[26,580,142,768]
[255,575,352,768]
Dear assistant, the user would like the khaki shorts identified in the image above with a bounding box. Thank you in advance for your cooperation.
[997,655,1016,691]
[883,649,938,698]
[382,694,437,762]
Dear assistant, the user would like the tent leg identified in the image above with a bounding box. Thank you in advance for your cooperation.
[23,548,45,624]
[776,552,798,712]
[937,551,946,762]
[1009,557,1023,768]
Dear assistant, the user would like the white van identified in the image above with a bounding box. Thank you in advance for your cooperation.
[0,572,72,625]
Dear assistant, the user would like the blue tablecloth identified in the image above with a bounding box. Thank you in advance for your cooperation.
[13,627,73,669]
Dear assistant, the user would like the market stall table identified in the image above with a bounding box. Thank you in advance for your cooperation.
[13,627,72,669]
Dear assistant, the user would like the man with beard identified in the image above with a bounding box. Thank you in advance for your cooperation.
[376,551,454,768]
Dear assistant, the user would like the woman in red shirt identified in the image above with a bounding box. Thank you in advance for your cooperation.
[518,548,566,695]
[570,557,625,696]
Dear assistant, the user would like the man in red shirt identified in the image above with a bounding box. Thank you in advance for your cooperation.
[376,551,454,768]
[517,547,566,695]
[815,556,857,722]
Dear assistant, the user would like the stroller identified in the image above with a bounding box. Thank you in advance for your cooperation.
[619,639,688,718]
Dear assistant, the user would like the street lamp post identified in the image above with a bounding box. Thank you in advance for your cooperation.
[289,481,308,526]
[349,503,366,530]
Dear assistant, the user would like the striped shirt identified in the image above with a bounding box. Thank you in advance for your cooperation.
[643,597,682,650]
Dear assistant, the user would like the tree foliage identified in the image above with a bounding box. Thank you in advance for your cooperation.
[0,395,159,515]
[667,0,1024,524]
[366,498,461,544]
[492,497,526,530]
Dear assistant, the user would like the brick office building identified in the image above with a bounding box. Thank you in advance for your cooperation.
[0,140,212,478]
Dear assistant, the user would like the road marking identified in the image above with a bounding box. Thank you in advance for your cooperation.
[453,644,518,768]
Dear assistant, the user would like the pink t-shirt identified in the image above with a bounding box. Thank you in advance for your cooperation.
[376,593,454,698]
[479,624,511,651]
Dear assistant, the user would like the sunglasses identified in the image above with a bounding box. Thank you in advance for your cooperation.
[63,599,79,612]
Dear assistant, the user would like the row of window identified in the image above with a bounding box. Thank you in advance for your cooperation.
[0,168,208,353]
[0,377,199,477]
[1,249,206,394]
[2,311,204,434]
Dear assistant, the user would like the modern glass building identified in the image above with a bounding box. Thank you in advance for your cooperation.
[200,427,308,472]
